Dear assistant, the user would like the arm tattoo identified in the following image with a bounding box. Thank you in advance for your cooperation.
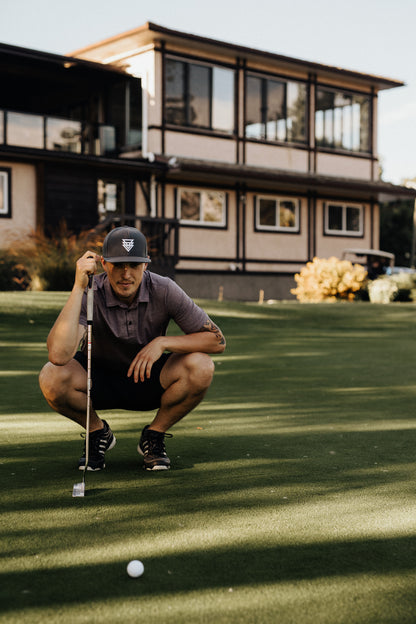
[199,319,226,346]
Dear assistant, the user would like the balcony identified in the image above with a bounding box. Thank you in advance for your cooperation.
[0,109,119,156]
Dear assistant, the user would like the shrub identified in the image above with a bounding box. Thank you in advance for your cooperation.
[291,256,368,302]
[367,272,416,303]
[367,277,398,303]
[0,252,30,290]
[4,223,105,291]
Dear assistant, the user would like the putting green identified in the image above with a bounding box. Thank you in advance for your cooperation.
[1,294,416,623]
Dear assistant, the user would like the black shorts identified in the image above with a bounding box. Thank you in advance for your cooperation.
[74,351,171,411]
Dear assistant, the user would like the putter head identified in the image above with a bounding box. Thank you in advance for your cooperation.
[72,482,85,497]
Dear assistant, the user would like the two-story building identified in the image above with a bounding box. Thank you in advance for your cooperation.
[1,22,414,298]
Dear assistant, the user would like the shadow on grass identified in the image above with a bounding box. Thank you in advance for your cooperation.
[2,424,416,516]
[1,535,416,614]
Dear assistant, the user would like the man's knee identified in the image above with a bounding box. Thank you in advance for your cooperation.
[39,361,82,403]
[183,352,215,391]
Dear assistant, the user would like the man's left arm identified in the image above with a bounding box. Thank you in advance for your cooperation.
[127,317,226,382]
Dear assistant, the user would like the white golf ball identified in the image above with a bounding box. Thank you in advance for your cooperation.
[127,559,144,578]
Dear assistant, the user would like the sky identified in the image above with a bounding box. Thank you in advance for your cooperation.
[0,0,415,185]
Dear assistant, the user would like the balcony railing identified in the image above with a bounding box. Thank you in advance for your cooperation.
[0,109,118,156]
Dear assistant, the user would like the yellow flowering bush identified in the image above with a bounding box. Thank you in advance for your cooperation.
[291,256,368,302]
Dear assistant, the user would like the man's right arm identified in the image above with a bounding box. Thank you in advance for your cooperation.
[47,292,86,366]
[46,251,98,366]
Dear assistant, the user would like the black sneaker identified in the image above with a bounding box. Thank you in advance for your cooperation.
[138,425,172,471]
[78,420,116,471]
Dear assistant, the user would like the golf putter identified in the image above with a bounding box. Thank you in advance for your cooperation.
[73,274,94,497]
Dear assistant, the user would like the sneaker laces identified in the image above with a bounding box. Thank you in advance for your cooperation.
[143,430,173,457]
[80,427,109,458]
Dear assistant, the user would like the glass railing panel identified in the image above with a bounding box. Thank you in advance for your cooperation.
[7,112,44,148]
[46,117,82,153]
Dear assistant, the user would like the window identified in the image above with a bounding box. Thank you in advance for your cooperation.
[256,196,300,232]
[177,188,227,227]
[315,88,371,153]
[107,78,142,148]
[7,112,43,148]
[324,202,363,236]
[97,179,125,223]
[0,169,11,218]
[165,58,235,133]
[46,118,82,153]
[245,74,307,143]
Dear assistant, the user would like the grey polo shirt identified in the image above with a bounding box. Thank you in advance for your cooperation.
[79,271,210,373]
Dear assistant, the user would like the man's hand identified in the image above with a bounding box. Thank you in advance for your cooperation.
[127,337,166,383]
[75,252,100,290]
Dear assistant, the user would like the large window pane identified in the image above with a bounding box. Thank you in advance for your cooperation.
[346,205,361,232]
[287,82,307,142]
[165,59,186,125]
[328,204,343,231]
[127,79,142,145]
[357,95,370,152]
[266,80,285,141]
[212,67,234,133]
[7,112,43,148]
[259,198,276,226]
[189,64,210,127]
[166,58,234,133]
[180,190,200,221]
[279,200,297,228]
[201,191,225,223]
[316,87,371,153]
[245,75,263,139]
[46,118,82,152]
[245,75,307,144]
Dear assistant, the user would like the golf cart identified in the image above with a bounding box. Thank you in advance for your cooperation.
[341,248,395,280]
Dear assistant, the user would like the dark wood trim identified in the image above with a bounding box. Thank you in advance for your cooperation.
[0,166,12,219]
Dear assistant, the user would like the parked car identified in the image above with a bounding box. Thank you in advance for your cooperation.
[390,266,416,275]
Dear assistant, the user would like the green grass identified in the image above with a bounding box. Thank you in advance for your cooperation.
[1,293,416,623]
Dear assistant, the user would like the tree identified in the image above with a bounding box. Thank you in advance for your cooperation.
[379,198,413,266]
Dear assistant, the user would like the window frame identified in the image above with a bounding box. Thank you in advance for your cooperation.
[0,168,11,219]
[176,187,228,229]
[315,86,372,154]
[255,195,301,233]
[165,56,235,135]
[324,201,364,237]
[245,71,308,145]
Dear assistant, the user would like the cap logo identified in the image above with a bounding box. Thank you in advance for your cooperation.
[122,238,134,253]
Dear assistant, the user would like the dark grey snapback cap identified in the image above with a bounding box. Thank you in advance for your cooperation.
[102,226,151,263]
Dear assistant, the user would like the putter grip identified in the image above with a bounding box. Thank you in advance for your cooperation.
[87,275,94,322]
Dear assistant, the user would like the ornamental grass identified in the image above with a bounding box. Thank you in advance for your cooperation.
[4,223,105,291]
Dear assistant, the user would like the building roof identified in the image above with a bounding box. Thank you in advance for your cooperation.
[0,40,126,76]
[70,21,404,92]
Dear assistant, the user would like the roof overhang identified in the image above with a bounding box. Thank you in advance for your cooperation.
[162,157,416,202]
[70,22,405,92]
[0,41,125,77]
